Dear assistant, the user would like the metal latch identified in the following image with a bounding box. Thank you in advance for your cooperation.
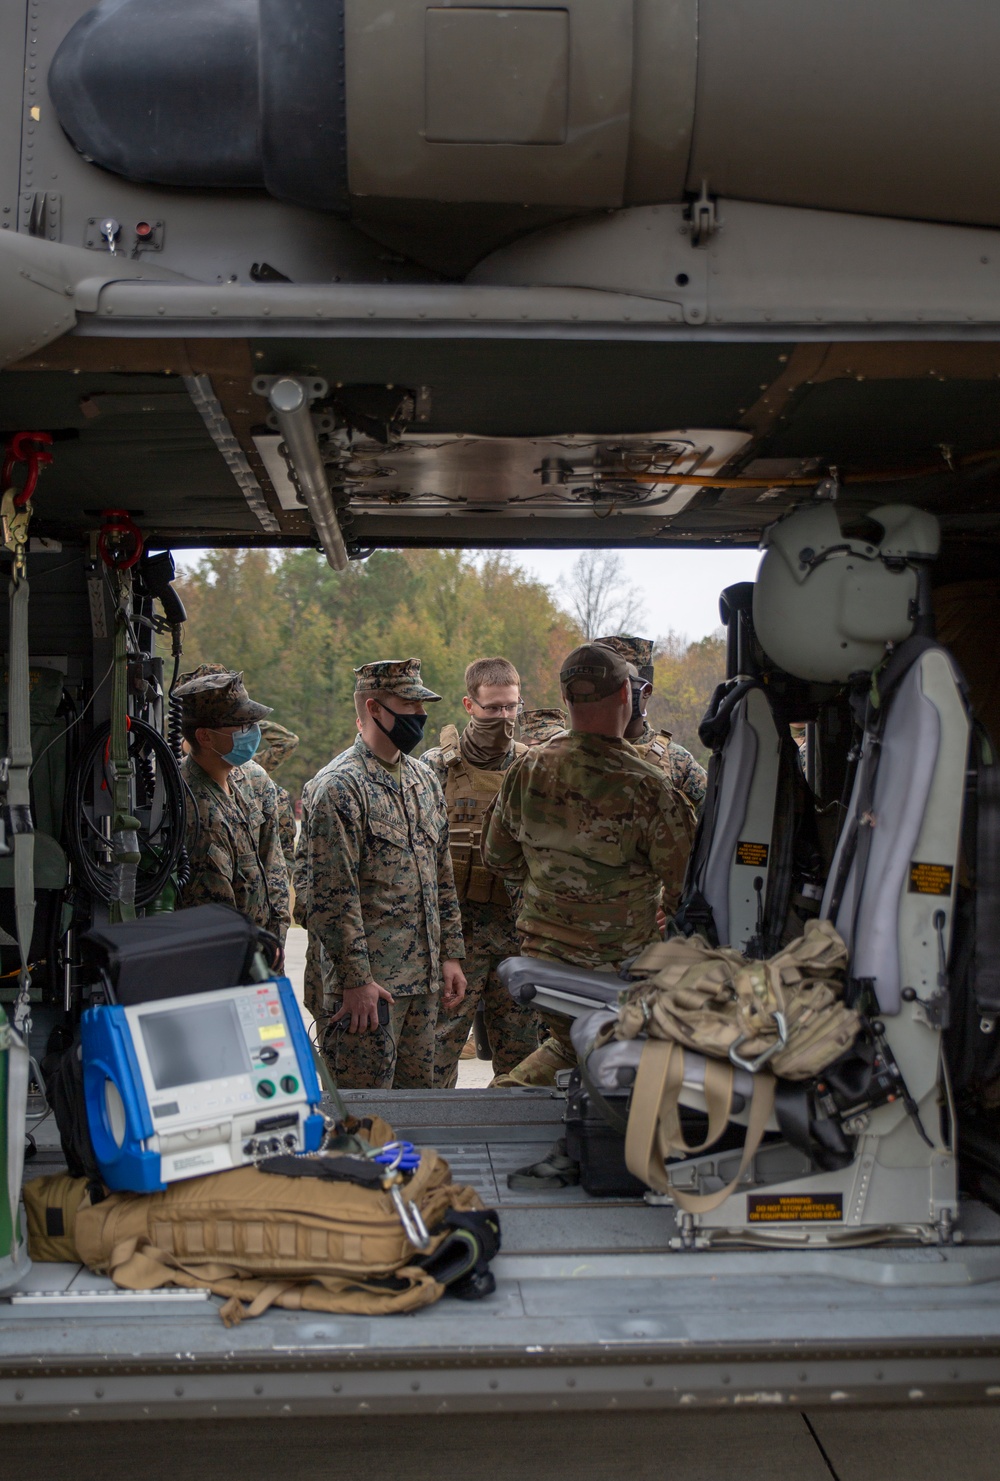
[689,181,717,248]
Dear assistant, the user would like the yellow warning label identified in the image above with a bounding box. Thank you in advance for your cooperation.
[908,862,954,896]
[746,1194,844,1223]
[259,1024,286,1041]
[736,840,769,868]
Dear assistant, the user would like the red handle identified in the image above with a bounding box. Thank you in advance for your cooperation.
[2,432,53,507]
[97,509,145,570]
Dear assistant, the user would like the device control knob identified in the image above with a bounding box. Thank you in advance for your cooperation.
[280,1075,299,1095]
[259,1047,279,1064]
[256,1079,276,1099]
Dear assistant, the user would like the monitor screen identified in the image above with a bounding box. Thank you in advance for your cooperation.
[139,999,252,1091]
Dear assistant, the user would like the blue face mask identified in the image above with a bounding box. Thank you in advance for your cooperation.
[219,723,261,767]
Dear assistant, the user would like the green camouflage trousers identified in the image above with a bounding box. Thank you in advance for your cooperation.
[434,942,543,1089]
[302,931,324,1021]
[320,991,439,1090]
[490,1012,577,1088]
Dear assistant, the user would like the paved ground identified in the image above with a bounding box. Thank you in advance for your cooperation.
[283,925,494,1088]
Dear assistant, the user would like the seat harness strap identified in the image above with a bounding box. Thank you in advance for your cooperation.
[6,572,34,1035]
[970,724,1000,1032]
[0,488,36,1036]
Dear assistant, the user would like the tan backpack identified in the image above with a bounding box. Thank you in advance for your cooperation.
[601,920,860,1210]
[23,1127,496,1325]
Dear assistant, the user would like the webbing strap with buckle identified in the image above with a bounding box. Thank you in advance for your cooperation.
[6,573,35,1034]
[625,1037,776,1214]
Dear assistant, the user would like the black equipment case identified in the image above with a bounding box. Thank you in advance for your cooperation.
[80,904,265,1005]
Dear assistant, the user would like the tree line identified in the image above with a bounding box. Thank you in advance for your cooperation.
[174,549,725,797]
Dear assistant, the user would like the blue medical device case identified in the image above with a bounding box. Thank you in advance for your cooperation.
[81,978,324,1192]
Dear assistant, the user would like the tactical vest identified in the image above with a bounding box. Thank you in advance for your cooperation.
[440,723,526,907]
[633,730,696,823]
[634,728,672,770]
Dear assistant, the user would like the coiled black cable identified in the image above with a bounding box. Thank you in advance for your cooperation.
[64,717,187,907]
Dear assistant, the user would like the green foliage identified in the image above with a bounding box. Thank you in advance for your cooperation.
[647,629,727,764]
[175,549,581,796]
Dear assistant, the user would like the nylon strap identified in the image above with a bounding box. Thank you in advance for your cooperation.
[625,1039,734,1185]
[625,1037,775,1214]
[972,724,1000,1026]
[7,572,35,1034]
[108,573,140,923]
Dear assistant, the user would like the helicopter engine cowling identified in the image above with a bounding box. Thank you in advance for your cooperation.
[49,0,1000,230]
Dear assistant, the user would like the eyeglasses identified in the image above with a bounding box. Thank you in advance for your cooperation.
[474,701,523,716]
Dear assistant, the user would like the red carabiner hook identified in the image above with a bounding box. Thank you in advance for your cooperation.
[97,508,144,570]
[2,432,53,508]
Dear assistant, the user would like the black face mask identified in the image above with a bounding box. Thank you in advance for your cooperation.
[372,704,427,755]
[629,679,646,726]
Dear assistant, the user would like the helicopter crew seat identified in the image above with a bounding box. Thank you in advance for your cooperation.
[501,502,972,1246]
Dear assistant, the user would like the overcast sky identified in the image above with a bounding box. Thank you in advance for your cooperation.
[509,547,762,643]
[174,546,762,645]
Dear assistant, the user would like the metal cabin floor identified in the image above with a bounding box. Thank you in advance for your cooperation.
[5,1088,1000,1436]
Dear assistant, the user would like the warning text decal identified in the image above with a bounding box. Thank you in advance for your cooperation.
[746,1193,844,1223]
[908,862,954,896]
[736,840,769,869]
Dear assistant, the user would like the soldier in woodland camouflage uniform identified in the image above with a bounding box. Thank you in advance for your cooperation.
[519,707,568,746]
[175,664,290,950]
[297,658,466,1089]
[257,719,300,870]
[596,634,707,811]
[421,656,542,1087]
[483,643,694,1092]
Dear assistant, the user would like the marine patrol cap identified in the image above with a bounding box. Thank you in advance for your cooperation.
[257,719,300,772]
[354,657,442,702]
[595,633,655,683]
[520,707,568,745]
[559,643,630,703]
[173,663,273,727]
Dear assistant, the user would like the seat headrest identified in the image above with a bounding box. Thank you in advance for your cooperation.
[753,503,940,683]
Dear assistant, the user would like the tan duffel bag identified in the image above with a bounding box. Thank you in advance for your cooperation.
[598,920,861,1211]
[23,1127,497,1324]
[608,918,858,1080]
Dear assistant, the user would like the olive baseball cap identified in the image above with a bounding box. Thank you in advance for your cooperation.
[354,657,441,702]
[173,663,272,727]
[559,643,630,703]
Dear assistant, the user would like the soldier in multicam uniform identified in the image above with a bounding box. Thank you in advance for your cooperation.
[257,719,300,871]
[175,664,290,953]
[596,634,707,811]
[421,657,542,1087]
[519,707,568,746]
[483,643,695,1107]
[297,658,467,1089]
